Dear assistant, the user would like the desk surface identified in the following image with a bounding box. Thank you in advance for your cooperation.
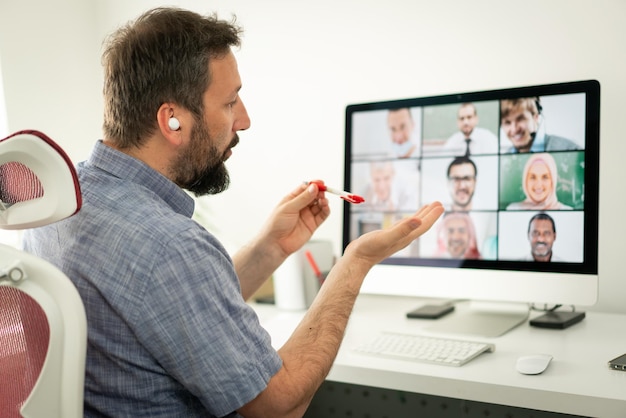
[251,294,626,418]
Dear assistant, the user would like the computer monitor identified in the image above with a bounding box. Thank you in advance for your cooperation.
[343,80,600,337]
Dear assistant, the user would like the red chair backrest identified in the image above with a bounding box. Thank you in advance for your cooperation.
[0,287,50,418]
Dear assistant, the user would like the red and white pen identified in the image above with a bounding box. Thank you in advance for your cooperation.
[306,180,365,204]
[304,250,325,285]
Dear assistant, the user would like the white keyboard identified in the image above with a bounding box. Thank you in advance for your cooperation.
[353,332,495,366]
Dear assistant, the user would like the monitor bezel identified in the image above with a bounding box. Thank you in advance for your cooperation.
[342,80,600,305]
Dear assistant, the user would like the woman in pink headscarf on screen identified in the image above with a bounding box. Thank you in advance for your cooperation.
[434,212,482,260]
[507,153,572,210]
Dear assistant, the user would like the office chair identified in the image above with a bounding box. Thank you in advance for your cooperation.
[0,130,85,418]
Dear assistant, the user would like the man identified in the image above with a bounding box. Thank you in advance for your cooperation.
[444,103,498,156]
[526,212,558,262]
[387,107,419,158]
[362,160,417,212]
[22,7,443,418]
[500,97,580,153]
[447,156,477,211]
[435,212,481,259]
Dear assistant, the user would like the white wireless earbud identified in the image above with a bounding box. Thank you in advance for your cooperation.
[168,117,180,131]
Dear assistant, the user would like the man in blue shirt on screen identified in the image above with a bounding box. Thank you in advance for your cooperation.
[500,97,580,153]
[22,7,443,418]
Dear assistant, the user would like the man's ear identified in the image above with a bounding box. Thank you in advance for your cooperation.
[157,103,184,146]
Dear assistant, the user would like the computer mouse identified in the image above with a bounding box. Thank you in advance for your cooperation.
[516,354,553,375]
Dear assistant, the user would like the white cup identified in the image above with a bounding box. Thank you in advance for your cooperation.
[273,240,333,311]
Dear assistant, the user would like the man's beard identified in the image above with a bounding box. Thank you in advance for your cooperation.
[171,119,238,196]
[448,239,467,258]
[453,190,473,209]
[532,242,551,257]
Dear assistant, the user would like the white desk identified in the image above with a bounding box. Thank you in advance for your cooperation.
[252,294,626,418]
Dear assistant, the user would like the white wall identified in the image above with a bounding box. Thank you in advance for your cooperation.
[2,0,625,313]
[0,0,102,162]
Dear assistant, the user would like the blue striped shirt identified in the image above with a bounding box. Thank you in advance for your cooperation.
[23,140,282,417]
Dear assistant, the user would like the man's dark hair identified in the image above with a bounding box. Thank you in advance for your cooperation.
[527,212,556,234]
[388,107,413,121]
[447,156,477,178]
[102,7,242,148]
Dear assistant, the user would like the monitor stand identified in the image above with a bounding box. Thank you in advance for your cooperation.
[426,301,529,338]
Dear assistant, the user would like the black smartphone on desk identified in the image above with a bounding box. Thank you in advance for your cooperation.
[406,304,454,319]
[608,353,626,371]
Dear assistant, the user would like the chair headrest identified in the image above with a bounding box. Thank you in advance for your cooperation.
[0,130,81,230]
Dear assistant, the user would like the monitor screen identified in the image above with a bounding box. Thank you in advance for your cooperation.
[343,80,600,336]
